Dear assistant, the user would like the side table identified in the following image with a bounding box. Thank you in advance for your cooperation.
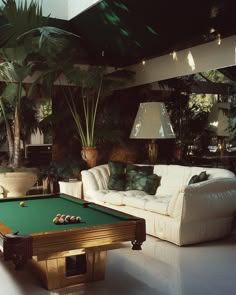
[59,181,82,199]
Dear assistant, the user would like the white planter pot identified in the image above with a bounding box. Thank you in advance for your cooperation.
[0,172,38,197]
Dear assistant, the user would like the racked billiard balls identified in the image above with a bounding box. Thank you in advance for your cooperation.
[20,201,25,207]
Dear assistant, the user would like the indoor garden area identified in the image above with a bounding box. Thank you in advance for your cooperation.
[0,1,235,295]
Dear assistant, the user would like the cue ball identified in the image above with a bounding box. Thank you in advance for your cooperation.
[20,201,25,207]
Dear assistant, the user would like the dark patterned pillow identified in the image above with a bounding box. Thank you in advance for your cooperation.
[198,171,209,182]
[126,170,160,195]
[126,164,154,175]
[188,171,209,185]
[126,164,153,191]
[108,161,126,190]
[126,165,160,195]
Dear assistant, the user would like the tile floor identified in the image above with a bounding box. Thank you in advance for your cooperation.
[1,233,236,295]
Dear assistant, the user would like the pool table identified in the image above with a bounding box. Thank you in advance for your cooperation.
[0,193,146,290]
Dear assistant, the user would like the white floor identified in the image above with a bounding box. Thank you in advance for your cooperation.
[1,233,236,295]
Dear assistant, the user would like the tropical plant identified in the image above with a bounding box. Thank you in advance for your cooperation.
[0,49,36,166]
[0,0,133,169]
[64,66,104,148]
[63,67,132,148]
[0,0,80,167]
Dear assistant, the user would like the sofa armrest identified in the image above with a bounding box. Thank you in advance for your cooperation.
[81,164,110,200]
[170,178,236,222]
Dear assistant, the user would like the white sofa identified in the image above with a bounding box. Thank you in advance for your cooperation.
[81,164,236,246]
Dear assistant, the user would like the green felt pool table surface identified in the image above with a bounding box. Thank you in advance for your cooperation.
[0,194,134,235]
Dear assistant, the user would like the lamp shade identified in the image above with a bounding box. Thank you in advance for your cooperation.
[208,102,230,137]
[130,102,175,139]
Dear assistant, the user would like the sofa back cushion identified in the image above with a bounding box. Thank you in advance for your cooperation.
[153,165,235,196]
[82,164,110,193]
[153,165,189,196]
[82,163,235,201]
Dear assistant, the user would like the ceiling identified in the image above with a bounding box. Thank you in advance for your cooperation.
[64,0,236,67]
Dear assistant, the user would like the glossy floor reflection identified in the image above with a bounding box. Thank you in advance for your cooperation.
[1,233,236,295]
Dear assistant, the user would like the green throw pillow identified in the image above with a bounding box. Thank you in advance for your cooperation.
[188,171,209,185]
[126,169,160,195]
[126,164,154,190]
[108,161,126,190]
[126,163,154,175]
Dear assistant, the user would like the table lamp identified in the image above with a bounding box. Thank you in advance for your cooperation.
[130,102,175,164]
[208,102,230,155]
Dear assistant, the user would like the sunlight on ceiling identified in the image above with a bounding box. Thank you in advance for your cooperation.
[12,0,102,20]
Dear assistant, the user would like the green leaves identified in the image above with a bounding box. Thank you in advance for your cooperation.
[0,0,47,47]
[17,26,80,56]
[64,66,104,147]
[0,59,33,82]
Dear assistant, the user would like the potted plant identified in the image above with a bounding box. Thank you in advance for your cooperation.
[63,66,104,167]
[0,0,79,195]
[62,66,134,168]
[0,0,133,173]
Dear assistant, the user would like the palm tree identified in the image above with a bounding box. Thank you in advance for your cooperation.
[0,52,35,166]
[0,0,80,167]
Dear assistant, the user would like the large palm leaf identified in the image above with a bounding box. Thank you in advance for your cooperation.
[0,0,47,47]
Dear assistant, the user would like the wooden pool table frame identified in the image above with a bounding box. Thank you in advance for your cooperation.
[0,194,146,290]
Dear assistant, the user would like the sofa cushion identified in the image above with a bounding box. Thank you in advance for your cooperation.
[123,194,156,209]
[98,189,171,215]
[98,190,147,205]
[123,194,171,215]
[108,161,126,190]
[188,171,209,185]
[144,195,172,215]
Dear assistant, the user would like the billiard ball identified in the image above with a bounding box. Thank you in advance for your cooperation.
[65,215,71,222]
[53,217,59,224]
[70,216,76,223]
[20,201,25,207]
[61,214,66,219]
[76,216,81,222]
[59,218,65,224]
[56,214,61,218]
